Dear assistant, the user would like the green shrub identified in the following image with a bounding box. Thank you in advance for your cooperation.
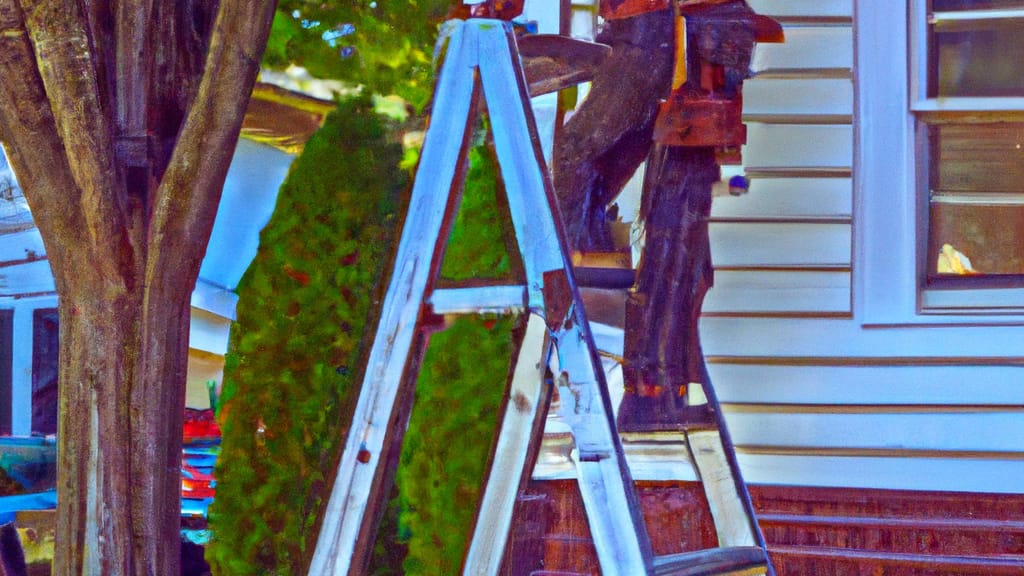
[207,95,407,575]
[209,94,515,574]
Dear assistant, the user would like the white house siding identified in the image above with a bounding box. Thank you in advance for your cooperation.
[536,0,1024,496]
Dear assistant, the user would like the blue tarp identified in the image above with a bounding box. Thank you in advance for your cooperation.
[0,489,57,524]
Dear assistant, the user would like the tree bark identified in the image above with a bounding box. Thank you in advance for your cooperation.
[0,1,276,574]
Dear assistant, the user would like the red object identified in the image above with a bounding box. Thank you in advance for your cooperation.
[653,91,746,148]
[181,461,216,499]
[652,1,783,154]
[183,408,221,443]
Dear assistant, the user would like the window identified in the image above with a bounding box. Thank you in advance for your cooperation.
[31,308,58,435]
[911,0,1024,313]
[855,2,1024,323]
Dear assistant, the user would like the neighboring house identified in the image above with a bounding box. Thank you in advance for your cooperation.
[0,84,329,436]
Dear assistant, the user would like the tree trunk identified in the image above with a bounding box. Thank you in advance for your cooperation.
[551,9,722,427]
[54,283,192,575]
[0,1,276,574]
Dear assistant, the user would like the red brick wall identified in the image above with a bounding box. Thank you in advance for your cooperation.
[504,481,1024,575]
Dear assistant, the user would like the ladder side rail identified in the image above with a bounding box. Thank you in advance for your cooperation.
[475,21,564,300]
[307,23,481,576]
[556,329,653,575]
[476,20,654,575]
[696,364,775,576]
[462,313,552,576]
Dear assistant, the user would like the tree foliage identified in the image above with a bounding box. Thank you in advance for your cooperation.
[265,0,454,110]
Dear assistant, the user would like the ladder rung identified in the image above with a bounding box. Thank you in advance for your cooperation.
[428,285,527,315]
[653,546,768,576]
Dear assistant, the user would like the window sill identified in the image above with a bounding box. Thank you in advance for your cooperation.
[920,286,1024,316]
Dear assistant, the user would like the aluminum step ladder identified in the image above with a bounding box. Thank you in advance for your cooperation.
[307,17,771,576]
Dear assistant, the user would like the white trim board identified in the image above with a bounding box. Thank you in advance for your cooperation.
[747,0,851,19]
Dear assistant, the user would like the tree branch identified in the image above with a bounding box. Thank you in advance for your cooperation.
[16,0,138,286]
[0,0,90,292]
[148,0,276,283]
[113,0,153,136]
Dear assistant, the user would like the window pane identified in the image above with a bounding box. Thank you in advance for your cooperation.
[929,203,1024,275]
[931,123,1024,192]
[931,18,1024,96]
[31,309,58,435]
[928,122,1024,277]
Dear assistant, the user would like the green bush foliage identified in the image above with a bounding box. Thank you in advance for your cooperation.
[209,92,515,574]
[207,95,407,575]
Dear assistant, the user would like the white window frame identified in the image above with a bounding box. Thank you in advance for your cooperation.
[0,296,57,436]
[854,1,1024,325]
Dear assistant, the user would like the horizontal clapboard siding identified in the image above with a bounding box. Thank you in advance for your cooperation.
[0,260,54,297]
[742,125,852,169]
[699,317,1024,358]
[709,222,851,268]
[747,0,852,19]
[711,177,851,219]
[725,410,1024,453]
[742,79,853,120]
[706,14,853,315]
[708,363,1024,406]
[704,270,850,314]
[738,454,1024,494]
[0,229,44,264]
[751,26,853,74]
